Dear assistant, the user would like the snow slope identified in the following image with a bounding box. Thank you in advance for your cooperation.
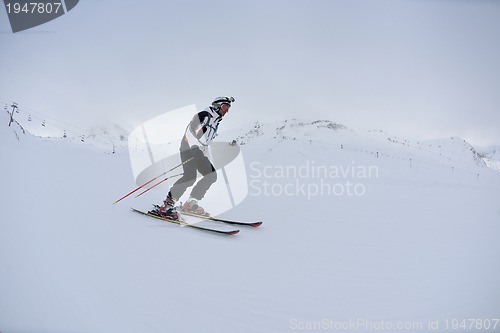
[1,114,500,333]
[477,146,500,172]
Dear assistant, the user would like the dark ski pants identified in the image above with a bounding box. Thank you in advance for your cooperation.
[169,147,217,201]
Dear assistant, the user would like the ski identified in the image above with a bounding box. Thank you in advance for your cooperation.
[177,208,263,228]
[131,208,240,235]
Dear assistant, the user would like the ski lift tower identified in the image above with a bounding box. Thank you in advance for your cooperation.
[8,102,18,127]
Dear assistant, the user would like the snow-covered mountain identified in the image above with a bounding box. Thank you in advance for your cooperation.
[83,124,129,150]
[1,112,500,333]
[225,119,349,145]
[221,119,492,172]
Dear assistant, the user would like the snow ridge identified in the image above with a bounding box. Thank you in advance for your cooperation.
[221,118,494,173]
[227,119,348,146]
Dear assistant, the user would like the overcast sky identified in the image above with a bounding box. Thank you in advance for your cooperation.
[1,0,499,146]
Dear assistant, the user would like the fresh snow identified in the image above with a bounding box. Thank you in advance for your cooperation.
[1,113,500,333]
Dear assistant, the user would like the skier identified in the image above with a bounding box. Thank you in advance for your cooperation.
[157,96,235,220]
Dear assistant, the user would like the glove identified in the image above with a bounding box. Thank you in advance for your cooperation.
[191,145,204,159]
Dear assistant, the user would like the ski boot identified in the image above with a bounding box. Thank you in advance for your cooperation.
[156,193,180,220]
[181,198,209,216]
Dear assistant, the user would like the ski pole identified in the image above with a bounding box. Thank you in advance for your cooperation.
[135,172,183,198]
[113,157,194,204]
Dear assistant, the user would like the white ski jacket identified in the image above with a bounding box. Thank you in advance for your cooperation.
[181,106,222,152]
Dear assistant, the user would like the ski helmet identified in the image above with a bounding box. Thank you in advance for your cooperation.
[212,96,235,110]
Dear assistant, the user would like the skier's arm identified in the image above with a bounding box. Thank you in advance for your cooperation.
[184,111,211,149]
[189,111,210,140]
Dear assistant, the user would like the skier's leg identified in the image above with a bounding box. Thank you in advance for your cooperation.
[158,150,197,219]
[169,150,197,199]
[189,155,217,200]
